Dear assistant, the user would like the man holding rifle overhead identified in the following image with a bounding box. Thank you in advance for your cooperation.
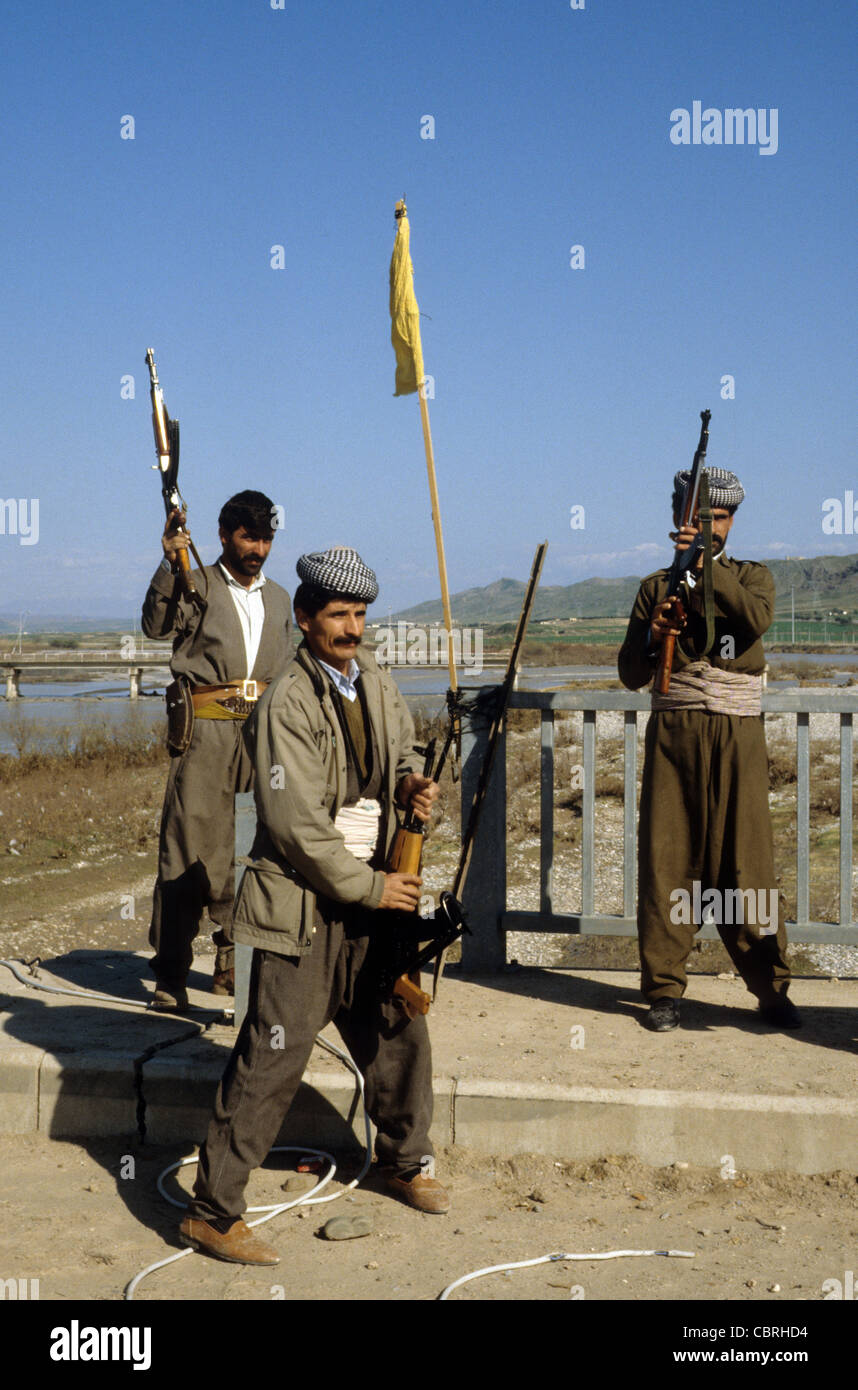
[142,491,293,1009]
[618,447,799,1034]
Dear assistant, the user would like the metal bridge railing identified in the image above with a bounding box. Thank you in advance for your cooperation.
[458,688,858,972]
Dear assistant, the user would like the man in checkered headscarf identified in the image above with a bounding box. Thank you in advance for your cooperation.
[182,547,450,1265]
[618,460,799,1035]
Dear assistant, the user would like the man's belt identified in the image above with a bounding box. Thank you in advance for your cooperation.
[190,679,269,719]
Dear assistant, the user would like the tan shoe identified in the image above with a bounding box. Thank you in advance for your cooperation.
[385,1171,451,1215]
[151,982,189,1012]
[179,1216,280,1265]
[212,946,235,996]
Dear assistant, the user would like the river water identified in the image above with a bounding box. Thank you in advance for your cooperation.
[0,665,607,756]
[2,654,856,756]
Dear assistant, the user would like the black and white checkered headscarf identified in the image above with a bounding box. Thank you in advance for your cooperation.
[296,546,379,603]
[672,467,745,514]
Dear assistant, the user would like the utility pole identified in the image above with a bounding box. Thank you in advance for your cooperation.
[791,586,795,645]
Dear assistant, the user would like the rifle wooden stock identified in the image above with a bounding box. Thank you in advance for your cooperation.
[386,747,435,1018]
[393,973,431,1017]
[172,544,195,592]
[146,348,197,602]
[388,826,424,877]
[653,596,686,695]
[387,822,432,1016]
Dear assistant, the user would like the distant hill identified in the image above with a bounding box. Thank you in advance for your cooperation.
[767,554,858,614]
[389,554,858,624]
[390,575,643,623]
[6,553,858,633]
[0,614,132,636]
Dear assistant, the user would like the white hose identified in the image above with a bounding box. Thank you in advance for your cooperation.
[439,1247,696,1300]
[0,958,222,1016]
[124,1034,373,1300]
[2,956,374,1300]
[3,958,698,1303]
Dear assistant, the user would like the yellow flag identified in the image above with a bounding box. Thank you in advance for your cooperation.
[389,201,425,396]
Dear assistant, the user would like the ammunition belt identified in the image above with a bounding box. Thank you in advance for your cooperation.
[190,679,269,719]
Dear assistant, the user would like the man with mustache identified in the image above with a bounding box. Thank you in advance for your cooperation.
[618,467,799,1033]
[142,490,293,1009]
[179,545,448,1266]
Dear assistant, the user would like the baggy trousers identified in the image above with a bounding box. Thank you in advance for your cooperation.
[638,708,791,1003]
[149,719,253,986]
[190,911,435,1221]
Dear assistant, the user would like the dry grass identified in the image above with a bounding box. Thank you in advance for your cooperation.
[2,709,855,948]
[767,659,840,683]
[0,718,166,917]
[515,641,618,666]
[0,713,163,782]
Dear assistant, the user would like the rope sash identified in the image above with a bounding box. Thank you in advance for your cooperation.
[651,661,762,716]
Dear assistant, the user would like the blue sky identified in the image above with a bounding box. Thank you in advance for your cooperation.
[1,0,855,622]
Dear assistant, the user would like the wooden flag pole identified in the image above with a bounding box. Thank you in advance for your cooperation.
[417,387,458,694]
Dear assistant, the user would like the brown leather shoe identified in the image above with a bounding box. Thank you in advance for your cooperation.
[212,946,234,996]
[178,1216,280,1265]
[385,1171,451,1215]
[151,982,189,1012]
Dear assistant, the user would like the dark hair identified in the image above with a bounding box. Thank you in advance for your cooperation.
[218,490,277,539]
[293,582,365,619]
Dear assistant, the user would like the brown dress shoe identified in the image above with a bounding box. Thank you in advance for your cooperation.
[212,946,235,996]
[178,1216,280,1265]
[151,982,189,1012]
[385,1171,451,1215]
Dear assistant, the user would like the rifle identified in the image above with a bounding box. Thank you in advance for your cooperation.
[145,349,205,604]
[432,539,547,997]
[383,729,461,1018]
[377,541,548,1014]
[654,410,712,695]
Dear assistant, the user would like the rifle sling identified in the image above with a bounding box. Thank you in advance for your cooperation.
[698,471,715,657]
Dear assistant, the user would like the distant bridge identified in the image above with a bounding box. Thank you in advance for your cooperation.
[0,653,171,699]
[0,650,509,699]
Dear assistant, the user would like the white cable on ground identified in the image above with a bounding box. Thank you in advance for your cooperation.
[125,1034,372,1300]
[438,1247,696,1300]
[0,958,222,1016]
[2,954,373,1299]
[4,957,698,1304]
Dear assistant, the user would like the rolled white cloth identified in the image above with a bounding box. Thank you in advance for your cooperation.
[651,661,763,716]
[334,798,382,860]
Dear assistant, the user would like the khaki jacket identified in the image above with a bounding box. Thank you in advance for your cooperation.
[231,643,422,955]
[618,555,774,692]
[141,562,293,685]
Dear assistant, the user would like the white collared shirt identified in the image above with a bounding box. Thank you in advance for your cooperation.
[317,657,361,702]
[218,562,267,678]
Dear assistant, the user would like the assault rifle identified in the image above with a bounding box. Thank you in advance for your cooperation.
[145,349,205,604]
[382,726,460,1018]
[654,410,712,695]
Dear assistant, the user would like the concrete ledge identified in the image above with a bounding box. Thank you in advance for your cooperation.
[27,1049,858,1174]
[0,1045,45,1133]
[139,1060,453,1151]
[38,1053,138,1137]
[453,1080,858,1174]
[3,956,858,1174]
